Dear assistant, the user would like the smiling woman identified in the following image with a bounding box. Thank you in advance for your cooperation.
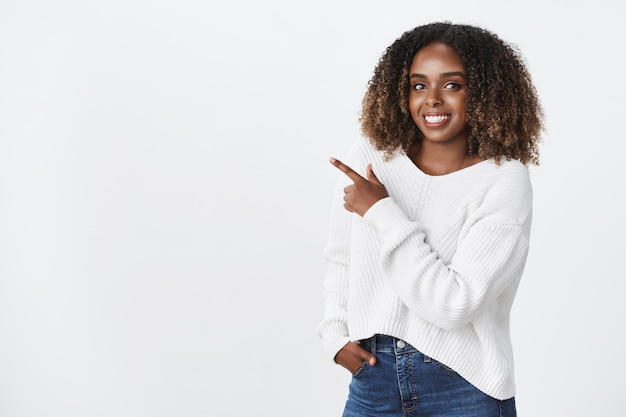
[359,23,542,167]
[407,42,476,175]
[319,22,544,417]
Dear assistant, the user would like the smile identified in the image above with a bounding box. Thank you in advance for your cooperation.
[423,114,449,124]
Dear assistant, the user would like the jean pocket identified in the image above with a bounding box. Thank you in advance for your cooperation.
[352,361,369,378]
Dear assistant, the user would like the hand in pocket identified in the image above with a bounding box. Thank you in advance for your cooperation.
[334,341,377,375]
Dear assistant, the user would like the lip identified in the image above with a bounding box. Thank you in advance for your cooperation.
[422,113,450,128]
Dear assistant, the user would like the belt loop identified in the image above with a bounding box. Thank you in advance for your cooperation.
[371,334,377,353]
[424,354,432,363]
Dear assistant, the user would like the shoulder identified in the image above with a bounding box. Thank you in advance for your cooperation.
[348,137,381,156]
[474,158,533,225]
[345,137,390,169]
[451,158,531,196]
[492,158,532,195]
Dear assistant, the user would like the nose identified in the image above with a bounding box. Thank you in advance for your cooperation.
[425,89,442,107]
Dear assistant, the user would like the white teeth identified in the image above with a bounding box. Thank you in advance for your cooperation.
[424,115,448,123]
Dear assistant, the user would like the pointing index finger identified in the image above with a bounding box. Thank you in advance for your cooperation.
[330,157,365,183]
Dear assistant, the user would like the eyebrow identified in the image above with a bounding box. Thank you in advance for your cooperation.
[410,71,466,79]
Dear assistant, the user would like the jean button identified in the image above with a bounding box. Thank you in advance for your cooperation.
[396,340,406,348]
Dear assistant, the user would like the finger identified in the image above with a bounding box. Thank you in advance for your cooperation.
[360,351,376,366]
[366,164,383,186]
[330,157,365,183]
[354,343,377,366]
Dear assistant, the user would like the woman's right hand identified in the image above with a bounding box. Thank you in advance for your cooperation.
[334,341,377,375]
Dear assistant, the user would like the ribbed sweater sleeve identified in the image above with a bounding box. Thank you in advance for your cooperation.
[363,197,529,330]
[316,150,359,358]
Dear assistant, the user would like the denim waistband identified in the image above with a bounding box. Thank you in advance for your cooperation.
[361,334,421,355]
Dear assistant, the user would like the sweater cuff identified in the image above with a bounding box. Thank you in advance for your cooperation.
[318,321,351,361]
[363,197,412,232]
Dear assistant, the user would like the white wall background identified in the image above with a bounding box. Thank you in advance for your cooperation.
[1,1,624,416]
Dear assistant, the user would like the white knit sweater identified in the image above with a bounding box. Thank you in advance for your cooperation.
[318,138,532,400]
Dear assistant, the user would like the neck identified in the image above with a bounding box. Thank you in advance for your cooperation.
[409,140,482,176]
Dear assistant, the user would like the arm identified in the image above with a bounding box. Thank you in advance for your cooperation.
[317,150,380,370]
[317,150,370,359]
[330,157,532,330]
[316,172,353,358]
[364,197,530,329]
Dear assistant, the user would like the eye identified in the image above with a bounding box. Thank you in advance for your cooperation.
[443,82,464,91]
[412,82,427,91]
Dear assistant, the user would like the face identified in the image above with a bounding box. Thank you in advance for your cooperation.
[408,42,468,146]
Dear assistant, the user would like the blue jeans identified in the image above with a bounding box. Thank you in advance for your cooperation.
[342,335,516,417]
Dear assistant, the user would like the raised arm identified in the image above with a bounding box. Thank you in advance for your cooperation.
[330,158,532,331]
[362,173,532,330]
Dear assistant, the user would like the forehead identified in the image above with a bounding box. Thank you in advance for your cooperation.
[410,42,465,72]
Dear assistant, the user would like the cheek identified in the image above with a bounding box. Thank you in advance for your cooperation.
[408,104,421,126]
[408,96,421,119]
[459,100,467,123]
[410,114,420,127]
[453,97,468,125]
[458,95,468,115]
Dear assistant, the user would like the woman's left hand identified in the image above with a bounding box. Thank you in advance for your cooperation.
[330,158,389,217]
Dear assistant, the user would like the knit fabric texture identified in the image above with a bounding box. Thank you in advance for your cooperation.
[317,138,533,400]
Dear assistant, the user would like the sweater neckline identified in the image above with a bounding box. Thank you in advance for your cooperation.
[402,154,494,179]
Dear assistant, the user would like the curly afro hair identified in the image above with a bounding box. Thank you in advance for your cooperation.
[360,22,543,165]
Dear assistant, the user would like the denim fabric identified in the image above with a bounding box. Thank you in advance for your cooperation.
[342,335,516,417]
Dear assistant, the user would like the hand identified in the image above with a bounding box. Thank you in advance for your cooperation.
[330,158,389,217]
[334,341,377,375]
